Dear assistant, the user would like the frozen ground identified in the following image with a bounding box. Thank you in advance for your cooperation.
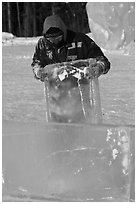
[2,37,135,125]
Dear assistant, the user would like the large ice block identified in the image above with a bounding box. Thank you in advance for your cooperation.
[44,59,102,124]
[2,120,134,201]
[86,2,135,50]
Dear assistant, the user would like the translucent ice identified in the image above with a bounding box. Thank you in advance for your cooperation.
[2,121,134,201]
[44,59,102,124]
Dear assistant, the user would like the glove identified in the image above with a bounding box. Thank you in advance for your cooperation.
[33,65,47,82]
[89,63,103,78]
[39,70,48,82]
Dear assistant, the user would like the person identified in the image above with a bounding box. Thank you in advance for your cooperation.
[31,15,110,81]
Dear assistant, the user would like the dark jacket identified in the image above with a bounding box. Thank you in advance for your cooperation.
[31,15,110,79]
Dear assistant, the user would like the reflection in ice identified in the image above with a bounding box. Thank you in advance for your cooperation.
[19,186,28,192]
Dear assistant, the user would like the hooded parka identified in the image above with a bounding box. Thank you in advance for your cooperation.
[31,15,110,79]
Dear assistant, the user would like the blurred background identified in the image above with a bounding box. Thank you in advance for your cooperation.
[2,2,90,37]
[2,2,135,51]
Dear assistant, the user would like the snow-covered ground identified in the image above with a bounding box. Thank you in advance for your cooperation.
[2,32,41,45]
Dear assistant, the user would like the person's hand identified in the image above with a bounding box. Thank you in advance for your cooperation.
[33,66,47,82]
[43,65,59,81]
[34,64,58,82]
[38,70,48,82]
[88,64,103,78]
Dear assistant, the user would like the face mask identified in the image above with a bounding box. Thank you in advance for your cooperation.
[46,35,63,45]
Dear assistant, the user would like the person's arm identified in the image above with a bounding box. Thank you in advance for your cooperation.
[84,35,110,77]
[31,40,42,80]
[31,38,47,81]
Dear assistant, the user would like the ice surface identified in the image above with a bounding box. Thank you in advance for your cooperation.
[2,120,134,201]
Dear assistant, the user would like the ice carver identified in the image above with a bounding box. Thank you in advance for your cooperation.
[31,15,110,81]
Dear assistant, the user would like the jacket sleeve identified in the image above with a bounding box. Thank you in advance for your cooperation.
[31,39,45,79]
[84,35,110,75]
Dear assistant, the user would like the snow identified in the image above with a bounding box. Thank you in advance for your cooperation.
[2,32,14,42]
[2,32,41,46]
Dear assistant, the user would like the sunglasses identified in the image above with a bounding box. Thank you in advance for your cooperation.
[46,35,63,41]
[46,35,63,42]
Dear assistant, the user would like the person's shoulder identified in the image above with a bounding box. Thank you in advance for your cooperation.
[76,32,94,42]
[66,29,89,39]
[37,36,45,44]
[35,36,46,49]
[66,29,94,45]
[66,29,76,42]
[67,29,86,39]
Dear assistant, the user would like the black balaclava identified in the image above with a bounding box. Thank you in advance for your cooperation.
[44,27,64,47]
